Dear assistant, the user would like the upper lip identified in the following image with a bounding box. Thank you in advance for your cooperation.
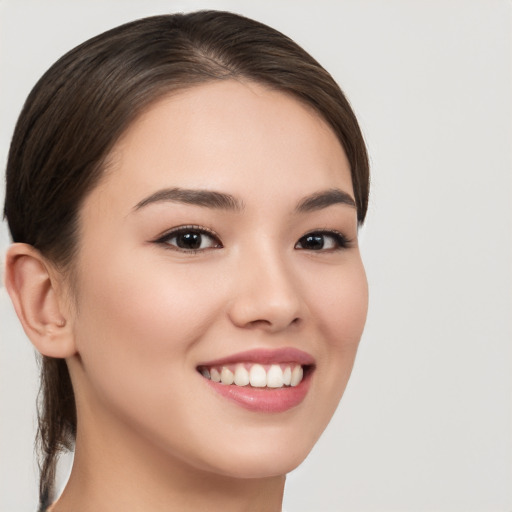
[197,347,315,367]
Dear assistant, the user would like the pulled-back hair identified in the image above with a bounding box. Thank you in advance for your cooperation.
[3,10,369,510]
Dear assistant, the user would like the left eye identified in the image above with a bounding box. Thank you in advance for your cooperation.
[156,227,222,251]
[294,231,349,251]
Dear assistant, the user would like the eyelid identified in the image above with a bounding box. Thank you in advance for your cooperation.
[295,229,353,251]
[153,224,223,251]
[151,225,353,253]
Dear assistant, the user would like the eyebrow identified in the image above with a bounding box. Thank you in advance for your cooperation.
[133,187,244,212]
[133,187,356,213]
[294,188,356,213]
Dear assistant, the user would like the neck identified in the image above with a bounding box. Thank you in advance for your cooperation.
[50,405,286,512]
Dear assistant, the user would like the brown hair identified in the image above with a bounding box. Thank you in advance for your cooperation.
[3,10,369,510]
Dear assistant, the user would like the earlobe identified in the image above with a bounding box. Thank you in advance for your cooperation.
[4,243,76,358]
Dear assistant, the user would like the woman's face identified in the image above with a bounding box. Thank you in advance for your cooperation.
[67,80,368,478]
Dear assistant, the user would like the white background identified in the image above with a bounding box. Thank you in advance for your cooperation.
[1,1,511,511]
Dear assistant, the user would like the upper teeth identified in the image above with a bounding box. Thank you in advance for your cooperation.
[201,363,304,388]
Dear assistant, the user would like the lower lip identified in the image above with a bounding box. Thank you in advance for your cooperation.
[202,371,312,413]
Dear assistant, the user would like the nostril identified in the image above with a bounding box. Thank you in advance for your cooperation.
[245,316,301,331]
[247,319,272,328]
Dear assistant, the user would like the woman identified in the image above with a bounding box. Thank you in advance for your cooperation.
[4,10,369,512]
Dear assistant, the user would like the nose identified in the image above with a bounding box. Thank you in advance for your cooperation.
[227,246,305,333]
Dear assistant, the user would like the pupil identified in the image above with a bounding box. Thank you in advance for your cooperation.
[304,234,324,249]
[177,232,201,249]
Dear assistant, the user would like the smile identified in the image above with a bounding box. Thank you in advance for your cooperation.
[198,363,305,388]
[197,348,315,413]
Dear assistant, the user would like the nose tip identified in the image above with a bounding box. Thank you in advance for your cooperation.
[230,301,302,333]
[227,259,304,333]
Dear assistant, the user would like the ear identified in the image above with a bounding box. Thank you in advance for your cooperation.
[4,243,77,358]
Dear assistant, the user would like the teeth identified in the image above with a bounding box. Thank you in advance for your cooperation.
[291,365,303,387]
[266,365,284,388]
[220,367,234,385]
[234,364,250,386]
[283,366,292,386]
[210,368,221,383]
[249,364,267,387]
[201,363,306,388]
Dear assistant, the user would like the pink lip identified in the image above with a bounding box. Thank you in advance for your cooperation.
[198,347,315,367]
[203,372,313,413]
[198,348,315,413]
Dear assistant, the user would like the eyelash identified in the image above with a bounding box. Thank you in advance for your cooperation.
[153,225,352,253]
[154,225,222,254]
[294,230,352,251]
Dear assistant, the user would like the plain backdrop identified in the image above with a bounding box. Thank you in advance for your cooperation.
[1,1,511,511]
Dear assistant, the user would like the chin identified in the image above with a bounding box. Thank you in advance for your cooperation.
[206,451,308,480]
[186,424,320,479]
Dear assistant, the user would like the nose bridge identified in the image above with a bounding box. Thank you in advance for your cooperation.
[227,237,303,331]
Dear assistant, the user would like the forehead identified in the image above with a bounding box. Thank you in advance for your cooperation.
[87,80,353,214]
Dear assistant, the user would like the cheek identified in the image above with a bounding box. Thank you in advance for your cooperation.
[310,257,368,350]
[71,252,225,414]
[304,256,368,410]
[75,251,223,349]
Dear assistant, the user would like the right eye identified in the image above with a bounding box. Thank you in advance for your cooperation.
[155,226,222,253]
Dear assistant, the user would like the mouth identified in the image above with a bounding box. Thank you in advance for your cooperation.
[196,348,315,413]
[197,362,313,388]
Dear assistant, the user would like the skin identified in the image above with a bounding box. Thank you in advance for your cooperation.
[6,80,368,511]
